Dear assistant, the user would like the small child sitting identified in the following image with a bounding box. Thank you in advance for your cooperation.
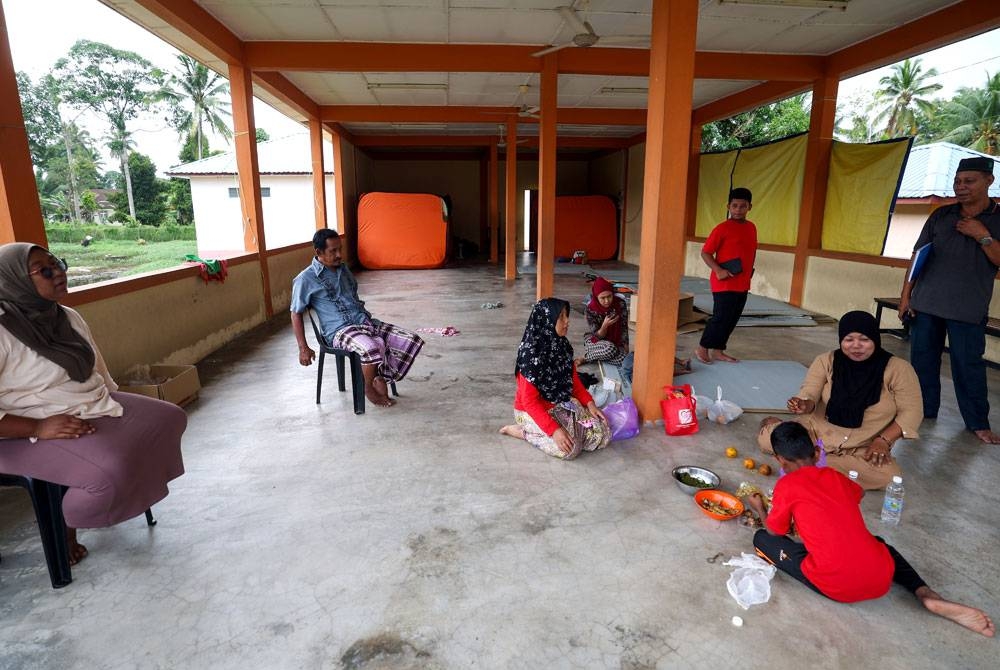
[742,421,994,637]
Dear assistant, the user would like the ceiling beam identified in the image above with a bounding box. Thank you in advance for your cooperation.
[252,71,319,121]
[826,0,1000,79]
[130,0,243,64]
[348,135,630,149]
[244,41,823,80]
[322,105,645,126]
[692,81,809,125]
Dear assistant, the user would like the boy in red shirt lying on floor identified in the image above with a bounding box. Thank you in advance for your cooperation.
[743,421,994,637]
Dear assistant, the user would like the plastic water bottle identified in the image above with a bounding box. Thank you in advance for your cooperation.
[880,476,905,525]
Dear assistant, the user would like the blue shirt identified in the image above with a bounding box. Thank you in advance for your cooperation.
[290,258,371,342]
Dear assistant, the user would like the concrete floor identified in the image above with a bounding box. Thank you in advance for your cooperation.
[1,262,998,669]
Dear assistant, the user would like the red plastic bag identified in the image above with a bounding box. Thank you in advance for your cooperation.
[661,384,699,436]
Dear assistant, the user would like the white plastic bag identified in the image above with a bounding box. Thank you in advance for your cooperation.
[707,385,744,424]
[722,552,776,610]
[691,385,712,419]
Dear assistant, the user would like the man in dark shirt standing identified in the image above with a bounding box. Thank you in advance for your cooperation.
[899,156,1000,443]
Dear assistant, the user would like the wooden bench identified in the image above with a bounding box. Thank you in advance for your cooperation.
[874,296,1000,368]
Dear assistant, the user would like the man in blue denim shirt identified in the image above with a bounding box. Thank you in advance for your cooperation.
[291,229,423,407]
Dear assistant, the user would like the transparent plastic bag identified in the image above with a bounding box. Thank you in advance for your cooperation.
[722,553,777,610]
[691,385,712,419]
[707,385,743,425]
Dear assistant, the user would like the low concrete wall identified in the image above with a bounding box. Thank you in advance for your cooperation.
[68,246,314,379]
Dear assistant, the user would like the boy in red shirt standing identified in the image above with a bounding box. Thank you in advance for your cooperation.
[743,422,994,636]
[695,187,757,364]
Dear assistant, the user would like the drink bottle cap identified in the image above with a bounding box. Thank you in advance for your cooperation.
[892,475,902,484]
[848,470,858,479]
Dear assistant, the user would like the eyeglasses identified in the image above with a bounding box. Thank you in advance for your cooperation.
[28,257,68,279]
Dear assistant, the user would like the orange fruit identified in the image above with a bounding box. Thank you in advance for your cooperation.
[743,458,756,470]
[758,464,772,476]
[725,446,738,458]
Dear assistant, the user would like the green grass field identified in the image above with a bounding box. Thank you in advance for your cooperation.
[50,239,199,287]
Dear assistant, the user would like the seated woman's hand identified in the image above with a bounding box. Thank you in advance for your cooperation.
[36,415,96,440]
[552,427,574,455]
[587,402,607,425]
[786,396,815,414]
[862,439,892,467]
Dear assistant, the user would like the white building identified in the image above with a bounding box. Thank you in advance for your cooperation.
[166,134,336,256]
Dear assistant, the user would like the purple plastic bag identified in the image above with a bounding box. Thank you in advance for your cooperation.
[604,397,639,441]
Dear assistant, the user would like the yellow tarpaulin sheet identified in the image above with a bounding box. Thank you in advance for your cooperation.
[695,134,807,246]
[822,138,912,254]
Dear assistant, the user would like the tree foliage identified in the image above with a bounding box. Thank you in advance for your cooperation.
[874,58,942,138]
[937,72,1000,155]
[701,95,811,152]
[111,152,166,226]
[161,55,232,161]
[54,40,166,219]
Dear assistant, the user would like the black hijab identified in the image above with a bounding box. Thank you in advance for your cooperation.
[0,242,95,383]
[825,310,892,428]
[515,298,575,403]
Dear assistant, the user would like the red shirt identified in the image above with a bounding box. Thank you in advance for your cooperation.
[703,218,757,293]
[514,369,593,435]
[766,466,893,603]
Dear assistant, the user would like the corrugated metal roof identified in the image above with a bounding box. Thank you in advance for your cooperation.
[166,133,333,176]
[897,142,1000,198]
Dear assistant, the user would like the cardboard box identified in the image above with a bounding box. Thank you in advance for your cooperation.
[119,365,200,407]
[629,292,701,326]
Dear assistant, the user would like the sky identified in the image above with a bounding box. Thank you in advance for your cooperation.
[4,0,303,176]
[5,0,1000,176]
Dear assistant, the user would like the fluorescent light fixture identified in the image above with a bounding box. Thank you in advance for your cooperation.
[717,0,849,9]
[367,83,448,91]
[599,87,648,95]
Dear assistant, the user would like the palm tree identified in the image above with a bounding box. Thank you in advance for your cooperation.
[938,72,1000,155]
[162,55,232,160]
[874,58,943,138]
[108,123,137,220]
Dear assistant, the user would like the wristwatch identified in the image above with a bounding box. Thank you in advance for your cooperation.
[978,235,994,247]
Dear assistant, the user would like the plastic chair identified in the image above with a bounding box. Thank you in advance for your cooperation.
[307,310,396,414]
[0,473,155,589]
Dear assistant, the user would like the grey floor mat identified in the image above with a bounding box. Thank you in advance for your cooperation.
[518,263,594,276]
[736,315,817,327]
[682,359,807,412]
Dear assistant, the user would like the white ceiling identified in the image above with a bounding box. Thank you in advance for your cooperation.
[101,0,970,142]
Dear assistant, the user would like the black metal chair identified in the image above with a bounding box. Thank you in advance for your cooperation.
[0,473,155,589]
[307,310,396,414]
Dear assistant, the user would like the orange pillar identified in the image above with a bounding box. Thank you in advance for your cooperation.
[488,141,499,264]
[228,61,273,317]
[309,118,328,231]
[0,0,46,246]
[790,75,838,306]
[632,0,699,422]
[536,53,557,300]
[330,128,347,236]
[504,119,518,280]
[685,123,702,238]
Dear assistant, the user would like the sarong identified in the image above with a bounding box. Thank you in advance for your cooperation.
[514,397,611,460]
[329,320,424,382]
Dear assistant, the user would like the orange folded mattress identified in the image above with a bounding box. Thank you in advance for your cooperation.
[357,192,448,269]
[555,195,618,261]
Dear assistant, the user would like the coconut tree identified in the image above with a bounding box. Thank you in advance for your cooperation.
[874,58,943,138]
[938,72,1000,155]
[162,55,232,160]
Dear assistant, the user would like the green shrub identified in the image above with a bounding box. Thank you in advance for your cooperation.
[44,223,196,243]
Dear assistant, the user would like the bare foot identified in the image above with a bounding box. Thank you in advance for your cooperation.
[919,588,995,637]
[499,425,525,440]
[973,429,1000,444]
[674,358,693,376]
[713,351,740,363]
[694,346,712,365]
[365,377,395,407]
[758,416,782,434]
[66,528,88,566]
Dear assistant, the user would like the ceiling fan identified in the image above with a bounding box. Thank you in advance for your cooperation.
[532,5,649,57]
[479,104,541,120]
[496,125,530,148]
